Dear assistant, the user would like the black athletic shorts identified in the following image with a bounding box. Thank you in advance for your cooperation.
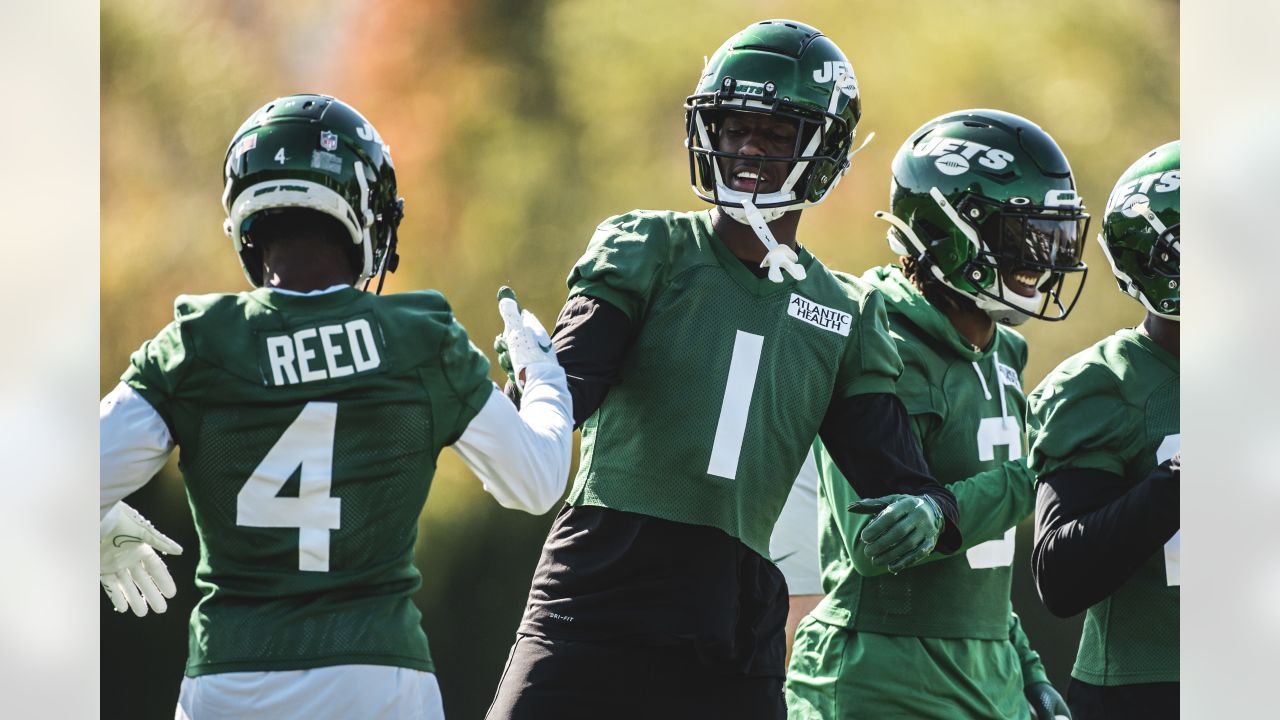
[1067,677,1178,719]
[486,634,785,720]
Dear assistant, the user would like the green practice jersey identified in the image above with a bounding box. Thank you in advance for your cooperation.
[1027,328,1180,686]
[566,210,902,559]
[811,266,1037,640]
[787,266,1047,719]
[122,287,492,676]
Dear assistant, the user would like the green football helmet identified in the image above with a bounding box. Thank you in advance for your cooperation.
[876,109,1089,325]
[685,19,862,224]
[221,94,404,290]
[1099,140,1180,320]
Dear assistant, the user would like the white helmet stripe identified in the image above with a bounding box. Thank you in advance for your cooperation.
[694,112,726,191]
[352,161,375,284]
[930,186,982,254]
[1134,201,1169,236]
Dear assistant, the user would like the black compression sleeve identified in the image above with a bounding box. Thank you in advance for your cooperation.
[1032,458,1180,618]
[531,294,632,428]
[818,392,962,553]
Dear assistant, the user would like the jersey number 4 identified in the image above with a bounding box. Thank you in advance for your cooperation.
[235,402,343,572]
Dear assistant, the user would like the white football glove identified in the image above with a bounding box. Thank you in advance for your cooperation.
[100,501,182,616]
[497,286,557,392]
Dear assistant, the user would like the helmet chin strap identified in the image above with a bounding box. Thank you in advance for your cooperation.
[738,198,806,283]
[977,289,1039,326]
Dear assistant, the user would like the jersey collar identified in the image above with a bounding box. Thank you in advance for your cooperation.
[698,211,816,297]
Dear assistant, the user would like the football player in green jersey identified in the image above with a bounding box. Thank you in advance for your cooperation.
[1028,141,1181,718]
[99,94,575,720]
[486,21,963,720]
[778,109,1083,719]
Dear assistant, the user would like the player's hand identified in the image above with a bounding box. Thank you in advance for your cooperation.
[100,501,183,617]
[1025,681,1071,719]
[494,286,556,392]
[849,494,943,573]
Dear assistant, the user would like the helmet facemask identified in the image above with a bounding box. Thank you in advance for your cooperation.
[686,76,858,222]
[959,193,1090,325]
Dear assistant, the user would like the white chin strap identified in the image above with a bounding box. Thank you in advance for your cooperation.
[739,198,806,283]
[976,284,1044,326]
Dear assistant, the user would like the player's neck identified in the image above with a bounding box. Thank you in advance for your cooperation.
[941,301,995,352]
[709,207,801,265]
[261,238,357,292]
[1140,313,1179,358]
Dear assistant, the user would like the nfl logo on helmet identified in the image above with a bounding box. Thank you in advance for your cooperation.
[319,131,338,152]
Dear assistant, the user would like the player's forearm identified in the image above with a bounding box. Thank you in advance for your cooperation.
[454,373,574,514]
[819,392,962,554]
[100,383,174,518]
[948,459,1035,551]
[1032,462,1179,617]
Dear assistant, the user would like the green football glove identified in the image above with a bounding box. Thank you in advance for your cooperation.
[849,494,943,573]
[100,501,183,617]
[493,286,555,393]
[1025,681,1071,720]
[493,335,517,390]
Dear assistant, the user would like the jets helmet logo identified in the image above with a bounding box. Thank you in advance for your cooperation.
[812,61,858,97]
[1106,170,1180,217]
[914,136,1015,175]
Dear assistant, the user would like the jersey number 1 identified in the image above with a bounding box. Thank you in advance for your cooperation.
[707,331,765,480]
[236,402,343,572]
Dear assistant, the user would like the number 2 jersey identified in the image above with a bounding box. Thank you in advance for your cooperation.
[808,266,1036,640]
[1027,328,1180,685]
[120,286,493,676]
[784,266,1046,719]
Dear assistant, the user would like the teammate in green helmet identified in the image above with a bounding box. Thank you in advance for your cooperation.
[1029,140,1180,718]
[776,110,1080,719]
[99,94,575,720]
[486,21,962,720]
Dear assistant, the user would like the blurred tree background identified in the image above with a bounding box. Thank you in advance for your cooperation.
[101,1,1178,717]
